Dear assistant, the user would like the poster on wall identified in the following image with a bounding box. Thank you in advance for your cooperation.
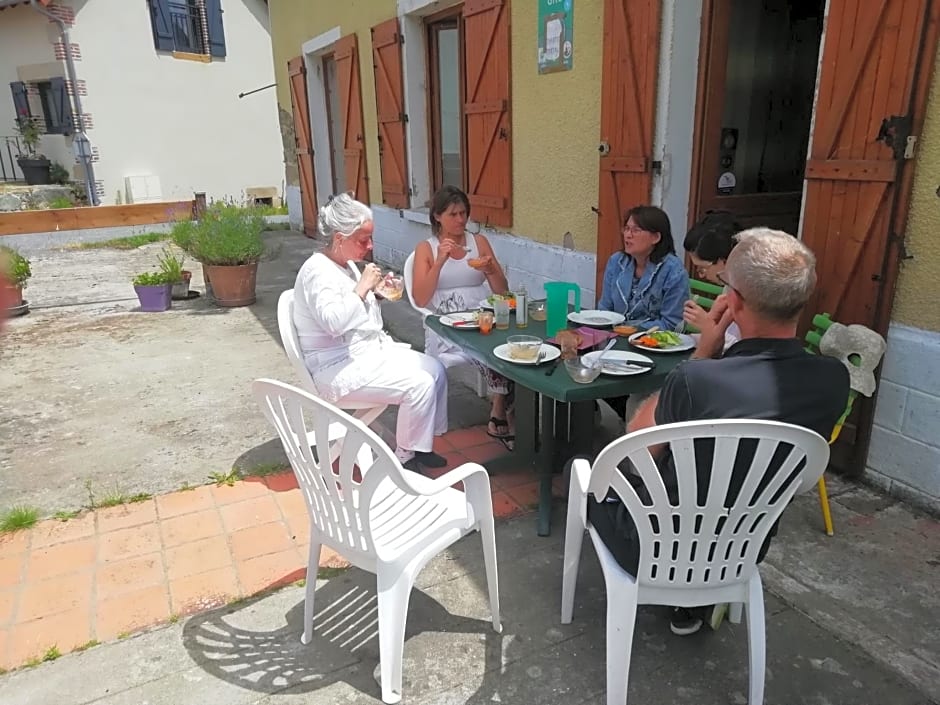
[538,0,573,74]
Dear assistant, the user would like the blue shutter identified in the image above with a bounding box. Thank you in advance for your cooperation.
[206,0,226,58]
[10,81,30,119]
[148,0,174,52]
[49,77,73,135]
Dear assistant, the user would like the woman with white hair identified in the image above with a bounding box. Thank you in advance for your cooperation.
[292,193,449,472]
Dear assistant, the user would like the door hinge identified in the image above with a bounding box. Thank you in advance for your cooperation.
[876,114,914,160]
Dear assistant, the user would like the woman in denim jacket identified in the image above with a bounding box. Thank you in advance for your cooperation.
[597,205,689,331]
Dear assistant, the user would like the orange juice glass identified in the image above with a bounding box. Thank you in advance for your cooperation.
[479,311,494,334]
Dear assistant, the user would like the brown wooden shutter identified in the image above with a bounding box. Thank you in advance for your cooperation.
[335,33,369,203]
[801,0,938,332]
[463,0,512,228]
[595,0,661,292]
[371,18,409,209]
[288,56,318,237]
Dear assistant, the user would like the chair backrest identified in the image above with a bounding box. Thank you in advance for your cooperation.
[689,277,723,310]
[253,378,415,563]
[403,251,434,319]
[277,290,319,395]
[803,312,860,441]
[588,419,829,590]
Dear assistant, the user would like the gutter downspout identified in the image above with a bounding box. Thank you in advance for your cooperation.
[29,0,99,205]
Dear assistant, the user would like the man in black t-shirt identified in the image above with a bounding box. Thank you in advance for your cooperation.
[587,228,850,636]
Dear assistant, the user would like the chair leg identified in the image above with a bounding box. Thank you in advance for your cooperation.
[301,541,322,645]
[745,573,766,705]
[376,569,414,705]
[604,579,639,705]
[817,475,834,536]
[479,510,502,633]
[729,602,743,624]
[560,500,585,624]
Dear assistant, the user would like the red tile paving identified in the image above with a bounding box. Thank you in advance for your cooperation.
[0,424,560,672]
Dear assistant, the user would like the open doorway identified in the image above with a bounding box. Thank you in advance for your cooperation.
[690,0,825,233]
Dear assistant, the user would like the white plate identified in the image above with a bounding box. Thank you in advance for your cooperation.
[582,350,655,376]
[628,331,697,353]
[493,343,560,365]
[440,312,480,329]
[567,309,626,327]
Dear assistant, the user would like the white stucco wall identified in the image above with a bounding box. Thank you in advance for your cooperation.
[1,0,283,205]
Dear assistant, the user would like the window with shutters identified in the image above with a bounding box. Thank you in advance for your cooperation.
[427,11,465,192]
[8,78,72,137]
[147,0,226,59]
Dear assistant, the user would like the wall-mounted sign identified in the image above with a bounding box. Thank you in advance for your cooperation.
[538,0,573,74]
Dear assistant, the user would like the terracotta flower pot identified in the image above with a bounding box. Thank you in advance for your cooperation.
[3,284,23,308]
[204,263,257,307]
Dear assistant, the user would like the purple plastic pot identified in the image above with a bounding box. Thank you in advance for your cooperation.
[134,284,172,312]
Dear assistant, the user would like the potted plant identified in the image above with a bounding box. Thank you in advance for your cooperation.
[13,113,51,186]
[0,245,31,313]
[171,203,264,307]
[132,271,173,312]
[158,247,192,300]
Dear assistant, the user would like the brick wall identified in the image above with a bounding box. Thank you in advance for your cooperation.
[868,323,940,509]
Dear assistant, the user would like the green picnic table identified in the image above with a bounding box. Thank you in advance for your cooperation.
[425,314,691,535]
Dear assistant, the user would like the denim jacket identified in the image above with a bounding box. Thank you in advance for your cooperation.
[597,252,689,331]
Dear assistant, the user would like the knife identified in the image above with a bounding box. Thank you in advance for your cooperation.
[603,359,656,370]
[545,358,563,376]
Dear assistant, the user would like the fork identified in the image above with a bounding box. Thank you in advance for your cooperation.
[535,349,547,365]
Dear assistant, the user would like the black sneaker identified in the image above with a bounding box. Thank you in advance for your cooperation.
[414,450,447,468]
[669,607,703,636]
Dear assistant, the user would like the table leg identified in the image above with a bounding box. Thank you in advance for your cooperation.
[536,396,557,537]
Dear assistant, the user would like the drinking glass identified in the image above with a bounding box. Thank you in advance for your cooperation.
[493,299,510,330]
[479,310,494,335]
[375,273,404,301]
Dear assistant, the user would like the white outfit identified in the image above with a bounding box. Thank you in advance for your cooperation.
[293,252,447,453]
[422,236,510,395]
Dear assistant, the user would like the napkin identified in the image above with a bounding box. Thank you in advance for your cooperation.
[546,326,618,350]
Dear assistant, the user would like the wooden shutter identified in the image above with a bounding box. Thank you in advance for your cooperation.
[802,0,937,332]
[595,0,661,292]
[335,33,369,203]
[147,0,174,52]
[205,0,226,58]
[462,0,512,227]
[10,81,30,118]
[288,56,318,237]
[49,77,73,135]
[371,18,409,209]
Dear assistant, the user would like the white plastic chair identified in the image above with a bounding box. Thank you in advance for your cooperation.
[403,251,487,396]
[253,379,501,704]
[276,290,387,459]
[561,419,830,705]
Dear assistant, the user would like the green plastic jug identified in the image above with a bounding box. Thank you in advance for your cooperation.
[544,282,581,337]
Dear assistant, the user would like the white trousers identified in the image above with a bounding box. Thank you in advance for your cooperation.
[336,348,448,453]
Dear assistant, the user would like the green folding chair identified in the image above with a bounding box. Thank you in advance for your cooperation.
[690,277,723,311]
[804,313,862,537]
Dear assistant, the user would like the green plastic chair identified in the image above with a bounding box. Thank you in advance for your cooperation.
[690,278,723,311]
[803,312,862,537]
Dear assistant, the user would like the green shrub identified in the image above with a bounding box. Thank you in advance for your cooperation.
[157,248,185,283]
[132,271,173,286]
[172,203,264,266]
[49,161,71,185]
[0,246,31,287]
[47,196,74,209]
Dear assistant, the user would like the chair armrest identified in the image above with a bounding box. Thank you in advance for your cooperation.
[397,461,490,497]
[569,457,592,528]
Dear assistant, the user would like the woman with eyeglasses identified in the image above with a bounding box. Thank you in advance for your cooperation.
[597,205,689,331]
[682,211,743,350]
[291,193,449,473]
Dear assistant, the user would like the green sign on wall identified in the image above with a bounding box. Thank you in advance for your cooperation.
[538,0,573,74]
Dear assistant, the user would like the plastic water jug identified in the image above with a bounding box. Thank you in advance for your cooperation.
[544,282,581,337]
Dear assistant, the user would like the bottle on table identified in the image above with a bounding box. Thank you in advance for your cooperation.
[515,284,528,328]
